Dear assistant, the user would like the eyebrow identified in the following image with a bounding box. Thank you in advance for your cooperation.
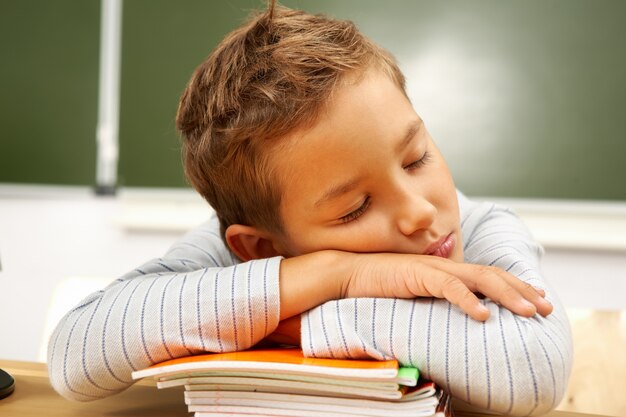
[313,119,424,208]
[396,118,423,154]
[314,177,363,208]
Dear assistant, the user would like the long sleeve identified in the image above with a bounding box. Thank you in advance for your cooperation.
[47,215,282,401]
[300,193,573,416]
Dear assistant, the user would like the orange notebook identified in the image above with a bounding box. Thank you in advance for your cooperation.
[130,348,450,416]
[132,347,411,383]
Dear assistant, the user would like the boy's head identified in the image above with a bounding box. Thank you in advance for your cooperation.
[177,2,462,262]
[177,3,404,237]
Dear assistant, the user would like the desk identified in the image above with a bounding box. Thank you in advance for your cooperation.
[0,360,186,416]
[0,360,608,417]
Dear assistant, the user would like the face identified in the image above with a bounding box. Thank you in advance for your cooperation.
[269,68,463,262]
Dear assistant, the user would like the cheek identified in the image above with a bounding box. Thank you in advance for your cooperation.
[431,161,458,206]
[277,220,337,256]
[323,214,399,253]
[291,220,393,255]
[434,157,455,187]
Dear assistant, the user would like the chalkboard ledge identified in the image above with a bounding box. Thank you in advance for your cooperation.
[113,188,626,252]
[94,185,117,196]
[482,197,626,252]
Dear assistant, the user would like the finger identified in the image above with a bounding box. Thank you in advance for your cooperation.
[490,267,553,316]
[471,267,538,317]
[400,263,489,320]
[440,261,553,317]
[502,276,553,317]
[395,263,459,298]
[500,284,538,317]
[430,276,490,321]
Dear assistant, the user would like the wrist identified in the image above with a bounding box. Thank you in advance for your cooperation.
[279,250,356,320]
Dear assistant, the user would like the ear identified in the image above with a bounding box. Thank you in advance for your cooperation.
[225,224,282,262]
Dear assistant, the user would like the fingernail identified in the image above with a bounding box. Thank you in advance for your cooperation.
[475,304,490,321]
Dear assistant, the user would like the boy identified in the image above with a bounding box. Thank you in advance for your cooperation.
[48,3,571,415]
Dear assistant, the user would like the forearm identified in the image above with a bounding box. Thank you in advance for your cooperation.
[302,295,571,416]
[47,219,283,401]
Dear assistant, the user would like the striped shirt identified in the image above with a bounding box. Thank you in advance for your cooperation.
[47,192,572,415]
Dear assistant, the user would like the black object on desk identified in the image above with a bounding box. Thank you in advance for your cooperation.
[0,368,15,399]
[0,255,14,399]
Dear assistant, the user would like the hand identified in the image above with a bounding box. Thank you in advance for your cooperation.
[344,252,553,321]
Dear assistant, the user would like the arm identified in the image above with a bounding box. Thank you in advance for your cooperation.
[46,215,284,401]
[48,198,562,404]
[47,214,369,401]
[300,194,573,416]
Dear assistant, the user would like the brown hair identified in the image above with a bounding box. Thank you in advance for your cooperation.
[177,1,405,239]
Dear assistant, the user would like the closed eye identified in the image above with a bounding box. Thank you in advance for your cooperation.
[404,151,431,171]
[339,196,371,224]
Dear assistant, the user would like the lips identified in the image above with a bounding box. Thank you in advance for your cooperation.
[425,233,456,258]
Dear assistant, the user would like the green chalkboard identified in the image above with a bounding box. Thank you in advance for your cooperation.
[0,0,100,186]
[3,1,626,200]
[118,0,626,199]
[118,0,260,188]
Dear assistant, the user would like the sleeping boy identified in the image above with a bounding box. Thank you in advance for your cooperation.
[48,2,572,415]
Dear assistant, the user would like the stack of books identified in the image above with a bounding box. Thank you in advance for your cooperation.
[132,347,451,417]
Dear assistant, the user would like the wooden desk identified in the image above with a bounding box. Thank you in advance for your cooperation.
[0,360,186,416]
[0,360,608,417]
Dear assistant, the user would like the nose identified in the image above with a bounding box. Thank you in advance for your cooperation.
[395,189,437,237]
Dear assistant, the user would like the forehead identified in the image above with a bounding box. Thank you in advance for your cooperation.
[269,68,416,202]
[278,70,412,154]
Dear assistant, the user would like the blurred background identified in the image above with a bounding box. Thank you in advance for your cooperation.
[1,1,625,414]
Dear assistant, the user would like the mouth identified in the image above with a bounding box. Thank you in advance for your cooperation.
[425,233,456,259]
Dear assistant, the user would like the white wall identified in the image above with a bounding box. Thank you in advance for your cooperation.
[541,249,626,310]
[1,185,625,362]
[0,186,202,362]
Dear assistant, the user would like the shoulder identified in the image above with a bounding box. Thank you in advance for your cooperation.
[165,210,240,267]
[457,189,525,246]
[457,189,496,234]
